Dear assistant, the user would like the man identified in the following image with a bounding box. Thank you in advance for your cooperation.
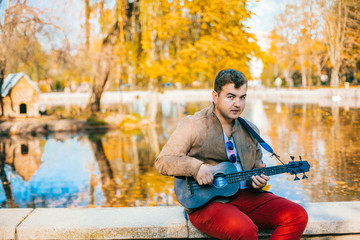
[155,69,308,240]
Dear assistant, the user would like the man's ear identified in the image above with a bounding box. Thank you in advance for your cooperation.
[212,90,218,104]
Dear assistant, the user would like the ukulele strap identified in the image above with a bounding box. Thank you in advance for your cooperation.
[238,117,284,165]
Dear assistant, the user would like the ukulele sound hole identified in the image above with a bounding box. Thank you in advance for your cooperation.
[213,175,228,188]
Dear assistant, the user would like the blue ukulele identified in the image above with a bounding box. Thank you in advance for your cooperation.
[174,158,310,209]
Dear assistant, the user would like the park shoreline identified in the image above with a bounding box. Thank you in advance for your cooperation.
[0,87,359,136]
[40,87,360,107]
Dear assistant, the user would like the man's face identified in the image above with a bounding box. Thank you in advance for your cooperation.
[212,83,247,123]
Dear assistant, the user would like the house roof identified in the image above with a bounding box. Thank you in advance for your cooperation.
[1,72,40,97]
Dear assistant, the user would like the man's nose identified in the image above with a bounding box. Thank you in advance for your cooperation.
[234,98,241,107]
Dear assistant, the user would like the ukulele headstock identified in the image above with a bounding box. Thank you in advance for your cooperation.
[287,156,310,181]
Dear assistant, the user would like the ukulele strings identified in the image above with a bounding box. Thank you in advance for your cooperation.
[187,165,287,190]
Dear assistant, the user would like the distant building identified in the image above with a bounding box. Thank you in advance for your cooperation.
[1,72,40,117]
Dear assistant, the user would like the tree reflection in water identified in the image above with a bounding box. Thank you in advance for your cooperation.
[0,100,359,208]
[0,142,17,207]
[259,102,360,202]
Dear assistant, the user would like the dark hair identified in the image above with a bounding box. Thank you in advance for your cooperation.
[214,69,247,94]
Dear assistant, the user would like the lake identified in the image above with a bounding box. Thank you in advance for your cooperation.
[1,97,359,208]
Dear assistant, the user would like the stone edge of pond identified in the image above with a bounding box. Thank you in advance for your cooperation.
[1,201,360,239]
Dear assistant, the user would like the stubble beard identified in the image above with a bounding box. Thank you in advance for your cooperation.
[219,108,242,123]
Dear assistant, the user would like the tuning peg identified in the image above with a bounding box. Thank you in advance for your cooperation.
[294,174,300,181]
[302,173,308,179]
[290,156,295,161]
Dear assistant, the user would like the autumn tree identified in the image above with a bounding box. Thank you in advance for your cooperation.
[282,3,309,88]
[84,0,261,116]
[264,0,359,87]
[86,0,126,112]
[342,0,360,84]
[266,5,300,87]
[134,0,262,120]
[0,0,58,115]
[173,0,262,87]
[262,30,295,87]
[264,0,329,87]
[297,0,331,87]
[321,0,347,87]
[318,0,359,87]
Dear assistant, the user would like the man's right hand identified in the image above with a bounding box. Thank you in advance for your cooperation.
[196,164,214,185]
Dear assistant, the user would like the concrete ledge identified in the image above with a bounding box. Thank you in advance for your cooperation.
[302,202,360,235]
[0,208,33,240]
[16,207,187,240]
[1,202,360,239]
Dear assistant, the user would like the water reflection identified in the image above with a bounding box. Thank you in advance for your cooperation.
[0,100,359,208]
[262,102,360,202]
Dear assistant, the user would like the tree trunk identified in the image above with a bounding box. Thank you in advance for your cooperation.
[315,62,322,86]
[298,45,307,88]
[147,25,159,122]
[148,89,158,122]
[0,61,6,116]
[324,0,348,88]
[84,0,91,49]
[353,68,358,85]
[128,63,135,90]
[0,142,17,207]
[307,67,312,87]
[89,137,115,206]
[88,21,120,112]
[126,0,139,90]
[283,69,294,87]
[330,64,340,87]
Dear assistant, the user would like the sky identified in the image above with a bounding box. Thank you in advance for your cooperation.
[247,0,294,79]
[248,0,294,50]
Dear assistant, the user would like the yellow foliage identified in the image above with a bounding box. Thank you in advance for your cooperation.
[136,0,261,88]
[4,0,263,91]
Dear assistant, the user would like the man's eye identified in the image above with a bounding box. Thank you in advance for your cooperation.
[228,96,234,99]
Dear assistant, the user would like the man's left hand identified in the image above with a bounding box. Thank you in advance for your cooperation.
[251,163,270,189]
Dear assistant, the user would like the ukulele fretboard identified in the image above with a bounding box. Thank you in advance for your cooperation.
[226,165,287,184]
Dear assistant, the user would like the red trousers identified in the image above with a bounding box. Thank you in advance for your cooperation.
[188,189,308,240]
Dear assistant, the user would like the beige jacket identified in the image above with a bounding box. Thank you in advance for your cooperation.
[155,104,263,178]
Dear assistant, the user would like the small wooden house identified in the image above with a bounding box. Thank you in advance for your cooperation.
[1,72,40,117]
